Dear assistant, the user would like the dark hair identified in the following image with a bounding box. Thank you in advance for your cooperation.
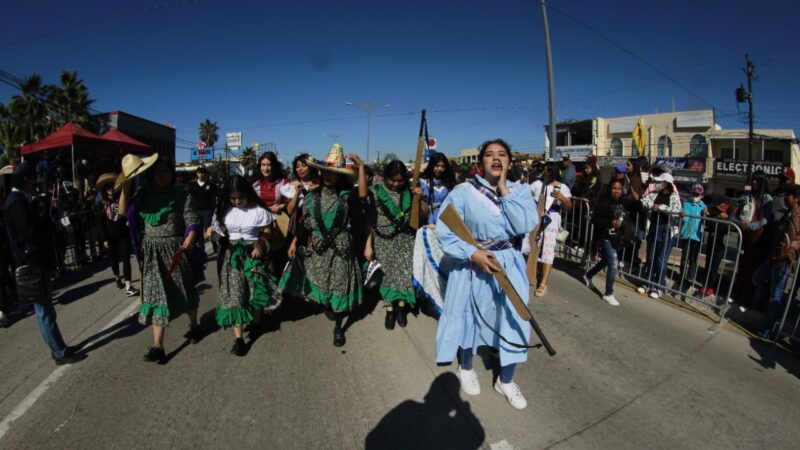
[11,163,35,189]
[627,158,641,178]
[383,160,409,181]
[477,139,512,163]
[637,156,650,172]
[258,151,285,180]
[785,184,800,198]
[751,169,768,203]
[421,152,456,191]
[146,159,176,187]
[583,161,599,177]
[542,161,562,184]
[214,175,269,234]
[292,153,318,180]
[319,171,354,192]
[196,166,208,175]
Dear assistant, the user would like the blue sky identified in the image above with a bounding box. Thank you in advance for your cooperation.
[1,0,798,163]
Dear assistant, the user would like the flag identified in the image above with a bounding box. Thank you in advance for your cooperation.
[632,120,646,155]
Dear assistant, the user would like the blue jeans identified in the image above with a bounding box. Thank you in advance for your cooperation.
[459,348,517,383]
[586,239,617,296]
[646,224,676,290]
[753,261,793,332]
[34,297,68,358]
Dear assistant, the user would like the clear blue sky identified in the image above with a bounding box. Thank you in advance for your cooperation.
[1,0,798,163]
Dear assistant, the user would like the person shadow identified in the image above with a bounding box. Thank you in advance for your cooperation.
[364,372,485,450]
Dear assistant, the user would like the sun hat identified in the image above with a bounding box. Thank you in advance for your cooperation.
[653,173,674,184]
[304,144,356,177]
[782,167,795,180]
[96,172,118,191]
[114,152,159,191]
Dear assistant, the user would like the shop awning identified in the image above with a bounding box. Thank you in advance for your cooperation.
[20,123,110,155]
[100,129,151,153]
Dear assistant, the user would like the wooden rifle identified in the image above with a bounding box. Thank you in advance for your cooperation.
[409,109,427,230]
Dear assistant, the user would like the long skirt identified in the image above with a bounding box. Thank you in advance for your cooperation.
[217,241,281,328]
[139,235,199,327]
[372,229,416,304]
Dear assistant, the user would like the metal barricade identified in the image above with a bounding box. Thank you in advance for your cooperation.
[58,209,98,271]
[609,210,743,331]
[556,197,594,267]
[773,260,800,347]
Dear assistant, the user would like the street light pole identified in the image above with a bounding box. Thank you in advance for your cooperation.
[540,0,557,162]
[345,101,391,162]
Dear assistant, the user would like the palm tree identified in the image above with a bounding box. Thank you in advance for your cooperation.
[199,119,219,147]
[11,74,48,144]
[240,146,257,176]
[48,70,97,131]
[0,103,23,162]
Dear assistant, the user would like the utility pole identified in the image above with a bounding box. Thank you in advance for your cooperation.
[541,0,557,161]
[346,101,391,163]
[736,55,755,183]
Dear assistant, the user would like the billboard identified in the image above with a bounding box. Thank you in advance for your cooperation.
[191,146,214,161]
[226,132,242,150]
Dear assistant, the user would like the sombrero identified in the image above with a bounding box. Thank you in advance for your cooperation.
[114,152,159,191]
[305,144,356,177]
[96,172,118,191]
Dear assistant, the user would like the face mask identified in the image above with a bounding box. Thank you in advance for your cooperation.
[692,196,701,203]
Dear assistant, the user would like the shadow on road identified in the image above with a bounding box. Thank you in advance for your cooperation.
[364,372,485,450]
[54,278,113,305]
[748,337,800,378]
[75,314,146,355]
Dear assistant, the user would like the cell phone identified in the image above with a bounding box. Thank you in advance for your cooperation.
[551,185,560,197]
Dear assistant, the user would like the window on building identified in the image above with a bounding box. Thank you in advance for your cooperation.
[611,138,623,157]
[657,135,672,157]
[720,147,737,159]
[631,139,640,157]
[764,149,784,163]
[689,134,708,157]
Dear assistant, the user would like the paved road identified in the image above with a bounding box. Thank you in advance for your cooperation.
[0,254,799,449]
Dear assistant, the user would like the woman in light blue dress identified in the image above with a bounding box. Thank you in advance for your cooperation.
[418,152,456,226]
[435,139,538,410]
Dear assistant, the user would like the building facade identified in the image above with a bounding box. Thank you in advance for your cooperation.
[97,111,176,164]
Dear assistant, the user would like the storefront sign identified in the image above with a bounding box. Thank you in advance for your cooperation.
[597,156,629,167]
[191,146,214,161]
[713,159,784,178]
[654,157,706,172]
[676,110,714,128]
[554,145,593,162]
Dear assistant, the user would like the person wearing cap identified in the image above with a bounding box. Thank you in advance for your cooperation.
[677,184,709,290]
[118,154,203,363]
[3,163,85,365]
[560,154,576,190]
[280,145,366,347]
[638,172,681,299]
[96,173,138,297]
[753,184,800,340]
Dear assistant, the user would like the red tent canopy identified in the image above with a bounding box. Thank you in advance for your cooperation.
[20,123,109,155]
[100,129,151,153]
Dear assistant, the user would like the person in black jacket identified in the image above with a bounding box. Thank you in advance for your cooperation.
[0,192,14,326]
[96,173,138,297]
[582,179,635,306]
[187,166,217,253]
[3,163,85,365]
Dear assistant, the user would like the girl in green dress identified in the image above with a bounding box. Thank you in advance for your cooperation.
[118,156,202,363]
[280,146,367,347]
[365,160,428,330]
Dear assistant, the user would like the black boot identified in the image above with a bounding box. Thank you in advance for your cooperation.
[397,305,408,328]
[385,309,396,330]
[143,346,166,363]
[333,327,346,347]
[186,325,203,344]
[231,338,247,356]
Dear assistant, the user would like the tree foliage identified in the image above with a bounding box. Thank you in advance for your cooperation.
[199,119,219,148]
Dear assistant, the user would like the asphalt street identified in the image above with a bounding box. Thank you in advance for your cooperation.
[0,253,799,449]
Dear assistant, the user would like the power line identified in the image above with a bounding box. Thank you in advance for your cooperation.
[0,0,203,49]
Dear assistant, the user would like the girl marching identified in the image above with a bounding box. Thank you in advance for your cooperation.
[209,175,279,356]
[435,139,538,410]
[118,154,203,363]
[418,152,456,226]
[280,144,366,347]
[366,160,428,329]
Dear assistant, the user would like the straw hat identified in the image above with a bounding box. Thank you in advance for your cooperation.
[304,144,356,177]
[114,153,159,191]
[96,172,118,191]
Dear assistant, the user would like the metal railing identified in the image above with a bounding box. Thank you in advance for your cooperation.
[57,209,99,271]
[559,198,744,333]
[773,260,800,347]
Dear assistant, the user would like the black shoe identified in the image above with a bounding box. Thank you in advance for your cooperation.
[116,278,124,289]
[385,309,396,330]
[125,287,140,297]
[247,322,263,339]
[186,326,203,344]
[231,338,247,356]
[53,352,86,365]
[143,346,166,363]
[397,306,408,328]
[333,328,346,347]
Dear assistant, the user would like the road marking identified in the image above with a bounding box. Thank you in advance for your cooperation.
[0,300,140,441]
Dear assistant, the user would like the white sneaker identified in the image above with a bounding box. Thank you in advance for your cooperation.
[637,287,647,294]
[457,367,481,396]
[494,380,527,410]
[0,311,7,327]
[582,273,595,290]
[649,290,660,299]
[602,295,620,306]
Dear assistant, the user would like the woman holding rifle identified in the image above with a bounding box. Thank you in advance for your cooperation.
[435,139,538,410]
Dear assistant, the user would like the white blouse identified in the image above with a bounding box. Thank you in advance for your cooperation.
[223,205,273,241]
